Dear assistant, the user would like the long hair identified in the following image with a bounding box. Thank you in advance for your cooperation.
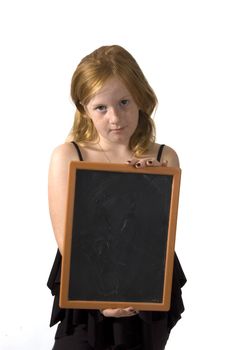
[68,45,158,156]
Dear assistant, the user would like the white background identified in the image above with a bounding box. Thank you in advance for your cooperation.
[0,0,232,349]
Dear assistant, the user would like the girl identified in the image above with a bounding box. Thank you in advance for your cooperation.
[47,45,186,350]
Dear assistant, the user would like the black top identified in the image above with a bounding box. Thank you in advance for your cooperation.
[47,143,186,349]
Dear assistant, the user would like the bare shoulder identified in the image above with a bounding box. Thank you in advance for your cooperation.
[150,143,179,167]
[161,144,180,168]
[50,142,80,163]
[48,142,81,178]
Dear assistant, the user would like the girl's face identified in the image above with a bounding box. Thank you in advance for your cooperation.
[86,77,139,146]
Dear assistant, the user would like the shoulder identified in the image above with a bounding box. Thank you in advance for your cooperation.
[161,144,180,167]
[50,142,80,162]
[49,142,81,175]
[151,143,180,167]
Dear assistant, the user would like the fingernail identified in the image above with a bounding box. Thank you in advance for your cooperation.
[135,162,141,168]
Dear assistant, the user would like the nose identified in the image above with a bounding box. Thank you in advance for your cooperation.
[109,107,121,124]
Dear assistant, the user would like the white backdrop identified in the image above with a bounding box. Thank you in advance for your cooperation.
[0,0,232,349]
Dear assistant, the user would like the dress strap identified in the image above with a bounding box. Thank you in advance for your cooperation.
[157,144,165,162]
[71,141,84,161]
[71,141,165,163]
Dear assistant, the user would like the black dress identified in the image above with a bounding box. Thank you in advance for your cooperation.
[47,143,186,350]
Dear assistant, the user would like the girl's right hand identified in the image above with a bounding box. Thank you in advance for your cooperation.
[100,307,139,318]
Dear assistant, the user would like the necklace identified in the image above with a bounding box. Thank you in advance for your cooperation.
[98,143,133,163]
[98,143,112,163]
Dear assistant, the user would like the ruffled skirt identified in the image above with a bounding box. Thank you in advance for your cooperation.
[47,250,186,350]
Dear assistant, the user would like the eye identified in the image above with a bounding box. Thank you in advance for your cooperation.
[95,105,107,112]
[120,99,129,106]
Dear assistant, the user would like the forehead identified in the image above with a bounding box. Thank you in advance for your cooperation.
[88,77,131,105]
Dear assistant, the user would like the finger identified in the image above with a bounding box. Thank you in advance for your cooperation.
[122,307,139,317]
[137,159,162,168]
[125,158,139,165]
[135,161,145,168]
[126,158,163,168]
[146,159,153,166]
[101,308,125,317]
[125,158,145,168]
[124,307,135,312]
[101,308,138,318]
[117,309,137,317]
[145,159,161,167]
[124,307,139,315]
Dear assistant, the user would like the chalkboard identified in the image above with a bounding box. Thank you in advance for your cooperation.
[60,162,181,311]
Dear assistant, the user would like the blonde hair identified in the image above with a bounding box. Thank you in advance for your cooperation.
[68,45,158,156]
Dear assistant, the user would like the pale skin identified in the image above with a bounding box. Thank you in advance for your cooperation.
[48,77,179,318]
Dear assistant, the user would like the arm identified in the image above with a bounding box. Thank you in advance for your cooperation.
[48,143,80,254]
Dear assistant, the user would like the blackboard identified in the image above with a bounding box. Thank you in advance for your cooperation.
[60,162,181,311]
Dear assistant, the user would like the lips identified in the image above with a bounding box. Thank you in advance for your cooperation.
[110,126,125,131]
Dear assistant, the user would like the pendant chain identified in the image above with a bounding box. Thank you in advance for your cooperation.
[98,143,112,163]
[98,143,134,163]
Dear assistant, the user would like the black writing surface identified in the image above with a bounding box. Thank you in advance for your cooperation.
[60,162,181,311]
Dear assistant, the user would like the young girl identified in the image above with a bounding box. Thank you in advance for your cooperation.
[47,45,186,350]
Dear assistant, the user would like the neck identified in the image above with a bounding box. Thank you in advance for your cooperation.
[98,137,131,152]
[97,141,133,163]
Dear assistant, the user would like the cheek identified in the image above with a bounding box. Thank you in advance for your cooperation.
[132,110,140,127]
[89,115,100,127]
[91,118,107,134]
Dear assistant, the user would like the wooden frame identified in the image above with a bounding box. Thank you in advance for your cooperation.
[60,162,181,311]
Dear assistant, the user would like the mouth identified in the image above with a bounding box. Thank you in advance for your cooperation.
[110,126,125,132]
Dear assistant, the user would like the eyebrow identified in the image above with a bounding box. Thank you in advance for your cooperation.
[91,95,131,108]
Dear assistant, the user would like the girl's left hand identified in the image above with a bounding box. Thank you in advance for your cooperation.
[126,158,168,168]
